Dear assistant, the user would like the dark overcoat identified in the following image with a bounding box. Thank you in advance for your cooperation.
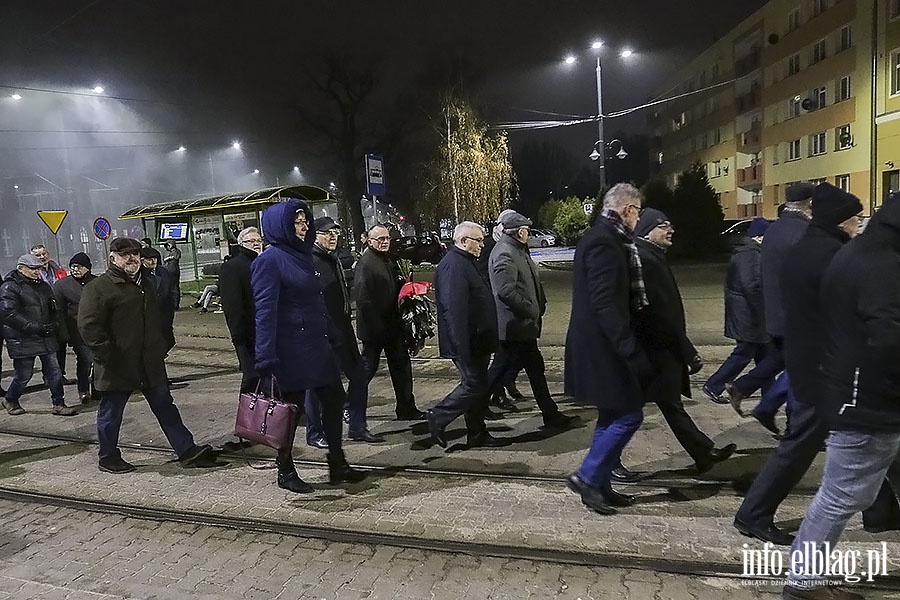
[218,245,256,348]
[149,267,178,350]
[0,270,60,358]
[77,265,169,391]
[564,218,649,411]
[53,272,96,347]
[488,234,546,341]
[312,243,357,353]
[434,246,498,360]
[634,238,696,397]
[724,240,767,343]
[353,247,404,343]
[761,211,809,338]
[252,200,341,392]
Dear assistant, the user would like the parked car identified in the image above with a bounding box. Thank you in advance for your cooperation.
[721,219,754,252]
[527,229,557,248]
[394,233,447,265]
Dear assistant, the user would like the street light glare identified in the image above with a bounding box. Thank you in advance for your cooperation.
[591,41,603,50]
[232,141,241,150]
[177,145,186,152]
[253,169,260,174]
[564,55,577,65]
[92,85,104,94]
[10,94,21,100]
[620,49,634,58]
[293,166,300,172]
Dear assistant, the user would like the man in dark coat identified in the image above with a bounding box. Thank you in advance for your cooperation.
[781,196,900,600]
[218,226,262,393]
[703,218,774,407]
[78,237,216,473]
[354,224,424,420]
[0,254,75,416]
[53,252,97,403]
[139,247,178,351]
[564,183,653,516]
[632,209,736,474]
[728,183,813,419]
[309,217,381,444]
[426,222,504,449]
[735,184,899,550]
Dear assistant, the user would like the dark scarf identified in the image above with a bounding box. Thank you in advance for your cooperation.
[315,243,352,316]
[601,208,649,313]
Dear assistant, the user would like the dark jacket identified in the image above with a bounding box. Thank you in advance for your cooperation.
[761,210,809,338]
[53,272,96,347]
[353,247,404,343]
[252,200,340,392]
[782,222,850,406]
[634,238,696,397]
[434,246,498,360]
[218,245,257,348]
[77,265,169,391]
[488,234,546,341]
[819,202,900,433]
[724,239,767,343]
[149,267,178,350]
[0,270,60,359]
[564,217,650,411]
[312,243,356,352]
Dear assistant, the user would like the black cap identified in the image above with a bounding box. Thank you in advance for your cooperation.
[786,182,815,203]
[634,207,670,238]
[109,237,142,253]
[811,183,863,226]
[139,247,162,261]
[314,216,341,232]
[68,252,92,269]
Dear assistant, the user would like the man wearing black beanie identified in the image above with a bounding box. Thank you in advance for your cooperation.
[53,253,97,403]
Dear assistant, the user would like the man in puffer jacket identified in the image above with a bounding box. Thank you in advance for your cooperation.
[0,254,76,416]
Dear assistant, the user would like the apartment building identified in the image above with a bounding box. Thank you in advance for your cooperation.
[650,0,879,218]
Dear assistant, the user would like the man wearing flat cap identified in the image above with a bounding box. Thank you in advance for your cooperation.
[631,208,736,475]
[486,209,577,431]
[0,254,76,416]
[53,252,97,403]
[78,237,217,473]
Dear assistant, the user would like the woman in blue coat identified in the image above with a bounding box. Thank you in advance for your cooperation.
[252,199,365,493]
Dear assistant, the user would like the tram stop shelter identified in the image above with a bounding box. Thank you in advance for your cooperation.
[119,185,338,281]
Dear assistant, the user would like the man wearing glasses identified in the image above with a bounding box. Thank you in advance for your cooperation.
[78,237,217,473]
[219,226,264,394]
[353,224,424,420]
[52,252,97,404]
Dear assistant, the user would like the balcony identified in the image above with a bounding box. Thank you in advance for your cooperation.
[735,89,761,113]
[737,164,763,189]
[734,49,761,77]
[738,124,762,152]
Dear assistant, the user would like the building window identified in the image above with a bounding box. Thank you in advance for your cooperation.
[809,177,827,185]
[711,160,721,178]
[788,53,801,76]
[812,0,828,17]
[714,128,722,144]
[813,86,827,109]
[893,49,900,95]
[893,0,900,19]
[772,144,780,164]
[836,124,852,149]
[836,174,850,191]
[788,138,802,160]
[812,39,827,64]
[810,131,827,156]
[838,75,851,101]
[789,7,802,31]
[700,132,708,148]
[839,25,851,52]
[789,95,802,117]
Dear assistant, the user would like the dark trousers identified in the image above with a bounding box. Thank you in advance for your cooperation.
[284,382,344,455]
[648,351,713,462]
[735,401,898,526]
[6,354,65,405]
[429,353,490,435]
[704,341,774,397]
[71,344,93,394]
[97,385,195,461]
[487,340,560,417]
[234,344,260,394]
[733,338,784,398]
[754,370,793,419]
[361,336,416,415]
[305,343,369,440]
[578,409,644,490]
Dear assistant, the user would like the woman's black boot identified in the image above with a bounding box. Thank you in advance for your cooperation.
[327,451,366,484]
[276,449,313,493]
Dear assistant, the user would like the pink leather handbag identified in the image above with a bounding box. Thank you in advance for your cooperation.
[234,378,299,451]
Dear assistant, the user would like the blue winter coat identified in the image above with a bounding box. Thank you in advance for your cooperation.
[252,200,340,392]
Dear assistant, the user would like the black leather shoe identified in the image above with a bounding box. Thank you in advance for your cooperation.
[396,408,426,421]
[702,384,728,405]
[484,409,504,421]
[506,386,525,401]
[566,473,588,495]
[492,396,518,411]
[602,486,636,507]
[425,411,447,448]
[751,409,780,435]
[277,471,313,494]
[307,437,329,450]
[542,412,579,430]
[726,383,744,416]
[610,465,643,483]
[98,456,136,474]
[580,486,618,515]
[466,431,507,448]
[863,521,900,534]
[695,443,737,474]
[327,452,367,484]
[733,517,795,546]
[179,444,218,468]
[349,429,385,443]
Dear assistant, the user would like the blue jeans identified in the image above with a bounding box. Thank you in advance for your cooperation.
[97,386,195,461]
[787,430,900,588]
[577,409,643,490]
[703,341,774,397]
[6,354,65,405]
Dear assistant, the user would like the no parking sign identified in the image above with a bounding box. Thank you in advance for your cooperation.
[93,217,111,240]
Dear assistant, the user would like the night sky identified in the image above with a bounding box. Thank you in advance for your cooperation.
[0,0,769,194]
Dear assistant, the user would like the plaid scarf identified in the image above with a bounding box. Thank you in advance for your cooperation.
[601,208,649,313]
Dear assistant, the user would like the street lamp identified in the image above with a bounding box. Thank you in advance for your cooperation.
[10,94,21,100]
[92,85,104,94]
[176,145,186,152]
[232,141,241,150]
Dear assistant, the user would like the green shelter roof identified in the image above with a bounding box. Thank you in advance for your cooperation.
[120,185,334,219]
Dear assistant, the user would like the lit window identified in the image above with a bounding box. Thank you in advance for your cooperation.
[836,174,850,192]
[813,86,827,109]
[893,49,900,95]
[838,75,851,102]
[788,139,802,160]
[810,131,827,156]
[789,95,802,117]
[836,124,852,150]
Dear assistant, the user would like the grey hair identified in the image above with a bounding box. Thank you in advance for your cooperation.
[602,183,643,211]
[453,221,484,244]
[237,226,260,244]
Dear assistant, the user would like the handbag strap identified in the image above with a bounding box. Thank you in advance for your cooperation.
[236,439,277,470]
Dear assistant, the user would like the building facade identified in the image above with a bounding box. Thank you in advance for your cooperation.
[651,0,887,218]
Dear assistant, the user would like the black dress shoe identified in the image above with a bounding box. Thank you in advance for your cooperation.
[566,473,588,495]
[733,517,795,546]
[863,521,900,534]
[492,396,518,411]
[277,471,313,493]
[751,409,780,435]
[396,408,426,421]
[307,437,329,450]
[484,409,504,421]
[610,465,643,483]
[425,411,447,448]
[702,384,728,405]
[349,429,385,443]
[466,431,506,448]
[542,412,578,430]
[580,486,618,515]
[726,383,744,416]
[695,443,737,474]
[506,386,525,401]
[601,486,636,507]
[327,455,367,484]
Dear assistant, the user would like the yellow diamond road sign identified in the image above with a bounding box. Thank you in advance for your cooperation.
[37,210,68,235]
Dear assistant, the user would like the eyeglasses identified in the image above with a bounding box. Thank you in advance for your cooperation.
[625,204,644,215]
[655,222,673,230]
[241,238,263,245]
[320,229,341,237]
[463,236,485,245]
[370,236,391,243]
